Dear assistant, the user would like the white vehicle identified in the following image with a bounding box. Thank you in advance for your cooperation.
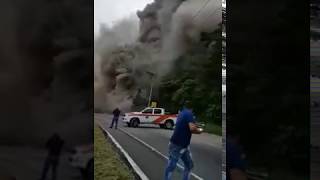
[123,107,178,129]
[69,144,93,180]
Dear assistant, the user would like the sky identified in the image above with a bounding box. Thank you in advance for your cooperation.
[94,0,154,35]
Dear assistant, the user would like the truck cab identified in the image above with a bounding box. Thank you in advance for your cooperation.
[123,107,177,129]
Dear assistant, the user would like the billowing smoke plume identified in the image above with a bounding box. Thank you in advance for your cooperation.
[156,0,222,75]
[0,0,93,146]
[95,0,221,112]
[94,15,152,112]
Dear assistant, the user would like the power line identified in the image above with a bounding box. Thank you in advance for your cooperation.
[192,0,210,21]
[192,0,222,28]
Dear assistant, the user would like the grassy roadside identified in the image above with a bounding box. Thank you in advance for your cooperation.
[204,123,222,136]
[94,126,134,180]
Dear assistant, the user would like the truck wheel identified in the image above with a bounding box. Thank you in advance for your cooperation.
[164,120,174,129]
[130,118,139,128]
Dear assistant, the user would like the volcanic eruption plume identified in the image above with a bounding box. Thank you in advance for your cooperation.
[94,0,222,112]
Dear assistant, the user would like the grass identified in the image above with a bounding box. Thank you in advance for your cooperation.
[204,123,222,136]
[94,126,134,180]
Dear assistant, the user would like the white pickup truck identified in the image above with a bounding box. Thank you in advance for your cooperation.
[123,107,178,129]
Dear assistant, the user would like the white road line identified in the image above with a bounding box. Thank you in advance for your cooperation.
[119,127,204,180]
[98,123,149,180]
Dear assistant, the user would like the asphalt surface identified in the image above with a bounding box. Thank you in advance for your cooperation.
[95,113,222,180]
[0,146,81,180]
[311,76,320,180]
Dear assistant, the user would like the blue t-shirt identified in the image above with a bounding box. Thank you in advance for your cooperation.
[170,108,195,148]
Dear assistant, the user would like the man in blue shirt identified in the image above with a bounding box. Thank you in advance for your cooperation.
[164,101,202,180]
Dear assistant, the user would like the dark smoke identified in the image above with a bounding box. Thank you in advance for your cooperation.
[0,0,93,146]
[94,0,221,112]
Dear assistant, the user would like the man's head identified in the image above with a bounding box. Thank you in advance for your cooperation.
[51,133,61,140]
[184,100,193,110]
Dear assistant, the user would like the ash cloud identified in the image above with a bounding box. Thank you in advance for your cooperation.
[0,0,93,146]
[95,0,221,112]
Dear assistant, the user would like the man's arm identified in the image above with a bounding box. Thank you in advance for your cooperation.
[186,111,202,134]
[189,122,202,134]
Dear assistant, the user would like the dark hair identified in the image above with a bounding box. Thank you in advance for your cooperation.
[184,100,192,109]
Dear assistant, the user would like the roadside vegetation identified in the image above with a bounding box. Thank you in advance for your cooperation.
[204,123,222,136]
[94,126,134,180]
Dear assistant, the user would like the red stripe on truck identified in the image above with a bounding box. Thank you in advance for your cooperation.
[153,114,177,124]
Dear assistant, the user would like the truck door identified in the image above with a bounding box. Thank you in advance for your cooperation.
[141,108,153,123]
[152,108,163,124]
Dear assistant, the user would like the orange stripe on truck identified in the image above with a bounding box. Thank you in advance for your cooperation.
[153,114,177,124]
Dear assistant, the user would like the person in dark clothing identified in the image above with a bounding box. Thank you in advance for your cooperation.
[226,132,247,180]
[110,108,121,129]
[164,101,202,180]
[40,133,64,180]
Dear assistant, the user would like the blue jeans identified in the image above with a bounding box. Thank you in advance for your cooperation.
[164,143,194,180]
[40,155,59,180]
[109,116,119,129]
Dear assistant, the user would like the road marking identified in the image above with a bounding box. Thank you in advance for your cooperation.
[98,122,149,180]
[119,127,204,180]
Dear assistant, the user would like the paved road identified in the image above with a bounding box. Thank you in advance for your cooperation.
[95,113,222,180]
[0,146,81,180]
[311,76,320,180]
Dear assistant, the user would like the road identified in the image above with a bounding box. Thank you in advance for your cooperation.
[95,113,222,180]
[311,76,320,180]
[0,146,81,180]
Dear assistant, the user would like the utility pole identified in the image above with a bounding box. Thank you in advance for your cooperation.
[146,71,156,107]
[148,81,153,107]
